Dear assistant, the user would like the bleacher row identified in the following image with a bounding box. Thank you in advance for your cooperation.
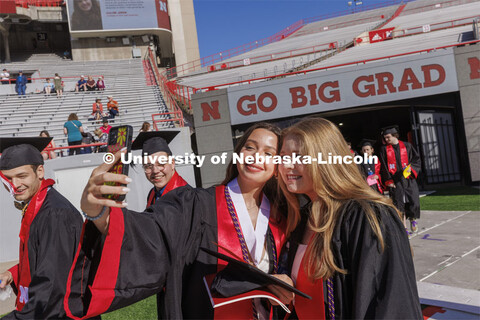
[176,0,480,91]
[0,55,173,155]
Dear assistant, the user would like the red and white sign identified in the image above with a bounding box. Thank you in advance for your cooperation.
[226,49,458,125]
[369,27,395,43]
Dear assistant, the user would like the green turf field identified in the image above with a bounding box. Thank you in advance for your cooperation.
[420,186,480,211]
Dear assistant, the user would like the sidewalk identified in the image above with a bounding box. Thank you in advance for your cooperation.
[411,210,480,318]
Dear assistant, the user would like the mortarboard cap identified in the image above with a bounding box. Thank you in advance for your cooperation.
[381,125,399,136]
[358,139,376,149]
[132,131,179,156]
[201,247,311,299]
[0,137,52,170]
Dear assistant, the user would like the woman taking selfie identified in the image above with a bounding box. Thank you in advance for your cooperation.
[64,123,292,319]
[278,117,422,319]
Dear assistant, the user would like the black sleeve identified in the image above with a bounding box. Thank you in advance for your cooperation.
[64,186,205,319]
[2,208,83,320]
[406,142,421,178]
[332,202,422,319]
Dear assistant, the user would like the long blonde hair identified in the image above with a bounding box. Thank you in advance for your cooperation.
[279,117,400,280]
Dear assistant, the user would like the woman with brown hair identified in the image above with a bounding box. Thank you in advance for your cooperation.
[70,0,103,31]
[64,122,293,319]
[277,117,422,319]
[139,121,151,132]
[39,130,57,160]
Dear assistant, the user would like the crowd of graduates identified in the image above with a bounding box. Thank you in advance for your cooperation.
[0,117,423,319]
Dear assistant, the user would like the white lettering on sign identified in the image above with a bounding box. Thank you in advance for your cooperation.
[226,50,458,125]
[19,286,29,304]
[158,0,167,13]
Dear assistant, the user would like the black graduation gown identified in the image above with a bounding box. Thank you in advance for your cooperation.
[379,142,421,219]
[2,188,83,320]
[282,201,422,319]
[64,185,284,319]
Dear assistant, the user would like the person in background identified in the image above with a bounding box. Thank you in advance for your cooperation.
[63,113,84,156]
[80,125,94,154]
[132,131,188,209]
[43,78,54,96]
[278,117,422,319]
[106,95,119,119]
[0,137,83,319]
[93,128,107,152]
[96,76,105,90]
[75,75,87,92]
[86,76,96,91]
[39,130,57,160]
[359,139,383,194]
[53,73,63,97]
[379,125,422,233]
[99,118,112,135]
[15,71,27,97]
[91,98,104,120]
[139,121,151,132]
[1,68,10,84]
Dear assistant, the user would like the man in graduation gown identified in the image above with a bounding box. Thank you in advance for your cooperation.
[63,157,286,319]
[131,131,188,317]
[0,137,83,319]
[379,126,422,232]
[131,131,188,208]
[358,139,383,194]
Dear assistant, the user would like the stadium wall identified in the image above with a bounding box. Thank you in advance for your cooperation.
[454,45,480,182]
[192,45,479,187]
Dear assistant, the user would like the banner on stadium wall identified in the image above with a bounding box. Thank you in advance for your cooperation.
[226,49,459,125]
[66,0,171,32]
[369,27,395,43]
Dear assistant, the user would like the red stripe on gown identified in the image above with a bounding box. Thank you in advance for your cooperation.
[294,245,325,319]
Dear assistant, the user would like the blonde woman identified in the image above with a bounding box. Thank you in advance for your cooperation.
[277,117,422,319]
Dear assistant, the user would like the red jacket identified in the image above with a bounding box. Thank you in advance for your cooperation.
[92,103,103,114]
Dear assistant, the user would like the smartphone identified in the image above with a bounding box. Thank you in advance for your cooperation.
[103,125,133,201]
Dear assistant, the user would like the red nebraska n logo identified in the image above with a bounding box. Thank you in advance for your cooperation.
[201,101,221,121]
[467,57,480,80]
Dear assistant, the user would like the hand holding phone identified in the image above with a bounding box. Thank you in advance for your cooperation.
[103,125,133,201]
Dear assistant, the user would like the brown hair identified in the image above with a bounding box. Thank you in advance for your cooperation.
[279,117,401,280]
[141,122,150,131]
[39,130,50,137]
[222,122,284,218]
[67,113,78,121]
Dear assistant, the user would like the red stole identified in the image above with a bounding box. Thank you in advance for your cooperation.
[214,185,286,319]
[294,253,325,319]
[147,171,188,206]
[386,141,409,175]
[15,178,55,311]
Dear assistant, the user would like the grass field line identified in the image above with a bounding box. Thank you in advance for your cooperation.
[419,244,480,282]
[410,211,472,240]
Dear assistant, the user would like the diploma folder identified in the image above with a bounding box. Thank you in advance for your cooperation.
[200,247,312,300]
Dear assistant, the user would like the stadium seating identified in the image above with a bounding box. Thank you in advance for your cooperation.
[306,24,474,71]
[175,0,479,92]
[0,55,173,156]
